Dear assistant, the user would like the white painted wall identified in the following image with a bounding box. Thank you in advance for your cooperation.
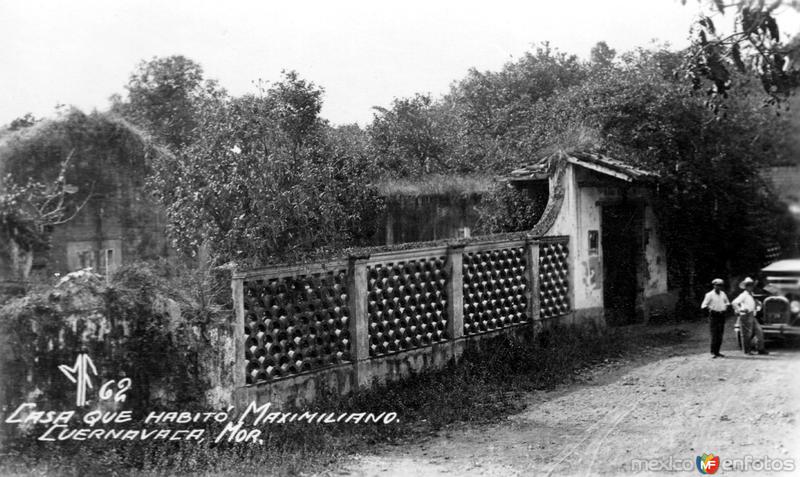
[643,204,669,297]
[575,185,604,310]
[541,163,669,317]
[543,165,581,314]
[546,164,577,239]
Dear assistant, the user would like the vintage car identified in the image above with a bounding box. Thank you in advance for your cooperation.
[735,259,800,347]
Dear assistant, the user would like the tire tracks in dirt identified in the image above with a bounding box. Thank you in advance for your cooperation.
[338,324,800,477]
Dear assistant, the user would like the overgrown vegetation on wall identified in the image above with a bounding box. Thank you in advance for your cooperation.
[0,264,232,418]
[534,51,798,297]
[400,46,798,297]
[1,4,798,473]
[0,322,689,476]
[0,110,169,281]
[74,39,799,278]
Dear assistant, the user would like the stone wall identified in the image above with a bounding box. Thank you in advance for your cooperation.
[0,268,239,442]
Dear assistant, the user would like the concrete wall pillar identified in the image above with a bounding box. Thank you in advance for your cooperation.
[446,244,465,340]
[348,254,371,387]
[526,239,540,322]
[231,278,246,390]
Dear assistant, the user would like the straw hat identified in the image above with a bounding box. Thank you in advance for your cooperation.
[739,277,755,289]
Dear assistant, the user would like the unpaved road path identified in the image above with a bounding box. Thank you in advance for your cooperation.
[338,322,800,476]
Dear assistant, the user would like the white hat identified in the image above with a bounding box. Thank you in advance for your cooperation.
[711,278,724,285]
[739,277,755,289]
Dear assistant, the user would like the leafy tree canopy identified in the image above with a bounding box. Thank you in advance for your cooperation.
[367,44,590,177]
[110,55,225,150]
[590,41,617,68]
[1,108,162,205]
[0,109,165,264]
[684,0,800,104]
[476,47,798,285]
[369,93,451,176]
[150,71,383,266]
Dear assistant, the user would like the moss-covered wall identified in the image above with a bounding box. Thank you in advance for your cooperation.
[0,109,171,282]
[0,268,238,442]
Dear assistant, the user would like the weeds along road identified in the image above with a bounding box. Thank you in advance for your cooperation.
[338,321,800,477]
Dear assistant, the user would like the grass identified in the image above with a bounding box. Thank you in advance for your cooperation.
[374,174,494,200]
[0,323,689,476]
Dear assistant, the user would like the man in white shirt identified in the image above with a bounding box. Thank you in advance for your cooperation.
[731,277,768,355]
[700,278,730,358]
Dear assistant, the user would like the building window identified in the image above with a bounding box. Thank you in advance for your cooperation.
[67,240,121,274]
[588,230,599,255]
[78,250,96,269]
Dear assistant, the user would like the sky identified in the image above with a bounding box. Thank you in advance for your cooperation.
[1,0,799,127]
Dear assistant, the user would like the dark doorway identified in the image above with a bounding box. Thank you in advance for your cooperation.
[602,203,642,326]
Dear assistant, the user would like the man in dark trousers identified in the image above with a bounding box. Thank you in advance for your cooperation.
[732,277,769,355]
[701,278,730,358]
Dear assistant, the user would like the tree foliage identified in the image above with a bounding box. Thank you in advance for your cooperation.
[364,41,796,290]
[369,94,451,176]
[684,0,800,104]
[590,41,617,68]
[26,42,789,292]
[111,55,224,150]
[0,151,86,252]
[150,71,383,266]
[477,182,548,235]
[517,49,797,287]
[262,70,323,152]
[0,109,162,259]
[367,44,590,177]
[7,113,40,131]
[1,109,158,196]
[0,266,214,414]
[444,44,588,168]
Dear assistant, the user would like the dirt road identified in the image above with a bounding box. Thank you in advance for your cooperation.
[340,322,800,476]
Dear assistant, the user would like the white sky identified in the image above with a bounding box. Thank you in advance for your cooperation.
[1,0,798,127]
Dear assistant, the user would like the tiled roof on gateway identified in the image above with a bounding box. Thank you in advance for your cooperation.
[509,150,658,182]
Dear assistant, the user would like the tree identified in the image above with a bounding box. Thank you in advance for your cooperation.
[150,72,383,266]
[1,109,159,206]
[324,124,386,243]
[367,44,591,179]
[468,44,797,307]
[369,94,451,176]
[539,50,796,298]
[0,109,166,281]
[7,113,39,131]
[443,43,590,170]
[262,70,324,153]
[451,44,587,140]
[684,0,800,103]
[590,41,617,68]
[111,55,224,149]
[0,152,87,281]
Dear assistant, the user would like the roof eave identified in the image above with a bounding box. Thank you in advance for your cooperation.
[567,156,634,182]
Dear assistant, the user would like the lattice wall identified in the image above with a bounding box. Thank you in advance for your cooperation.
[538,240,571,319]
[462,247,529,335]
[366,257,448,357]
[237,236,578,386]
[243,270,350,384]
